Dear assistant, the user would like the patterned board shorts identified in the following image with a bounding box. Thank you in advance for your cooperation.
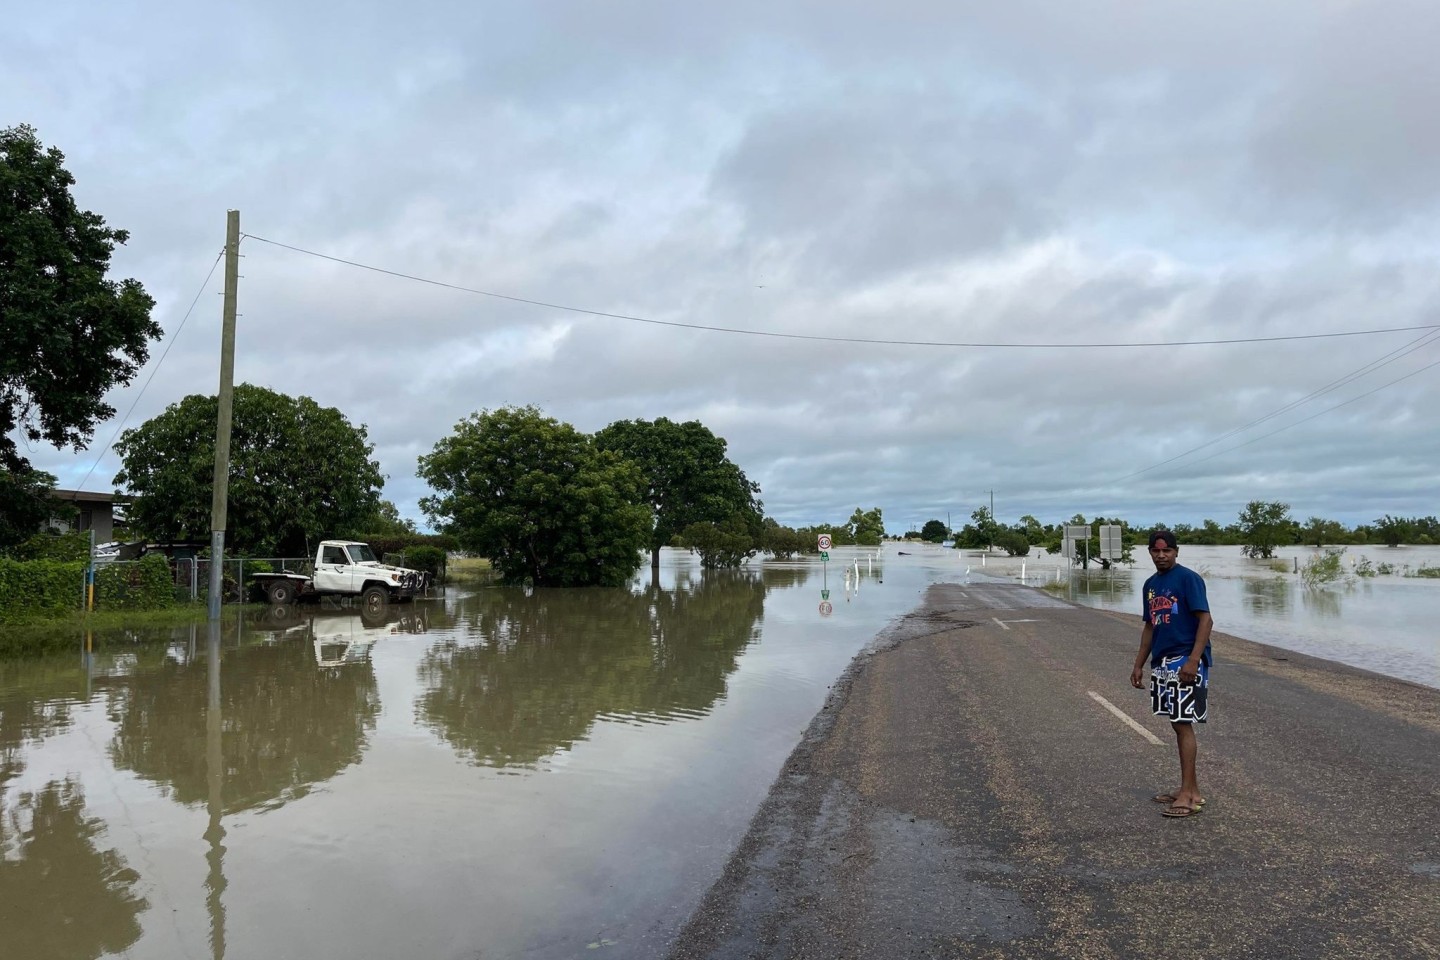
[1150,654,1209,724]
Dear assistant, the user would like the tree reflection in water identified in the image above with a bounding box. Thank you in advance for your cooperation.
[0,779,148,960]
[104,638,380,813]
[0,656,87,785]
[418,572,766,767]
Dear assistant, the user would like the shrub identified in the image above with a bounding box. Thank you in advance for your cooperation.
[94,553,175,610]
[8,532,91,563]
[1410,564,1440,579]
[995,529,1030,557]
[1354,557,1377,578]
[0,559,84,622]
[1301,548,1350,588]
[394,544,446,576]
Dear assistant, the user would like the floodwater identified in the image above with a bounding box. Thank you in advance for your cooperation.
[1,544,1435,959]
[975,543,1440,689]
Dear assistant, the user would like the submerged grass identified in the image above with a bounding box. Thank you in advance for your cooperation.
[0,604,258,658]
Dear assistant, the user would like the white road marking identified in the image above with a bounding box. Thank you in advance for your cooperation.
[1087,691,1163,746]
[991,617,1010,630]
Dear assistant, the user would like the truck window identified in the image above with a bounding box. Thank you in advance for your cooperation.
[347,544,378,563]
[322,546,348,565]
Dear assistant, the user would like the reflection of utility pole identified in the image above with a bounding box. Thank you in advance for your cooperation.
[208,210,240,622]
[205,621,227,960]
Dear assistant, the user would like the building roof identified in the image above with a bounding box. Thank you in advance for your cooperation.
[49,488,129,503]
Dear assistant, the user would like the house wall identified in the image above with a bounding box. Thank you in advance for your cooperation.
[45,498,115,543]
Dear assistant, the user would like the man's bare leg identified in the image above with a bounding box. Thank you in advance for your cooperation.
[1170,722,1201,808]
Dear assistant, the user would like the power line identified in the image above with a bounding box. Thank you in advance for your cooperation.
[241,233,1440,350]
[1118,328,1440,481]
[1156,354,1440,473]
[69,249,226,497]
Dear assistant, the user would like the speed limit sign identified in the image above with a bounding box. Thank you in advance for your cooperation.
[819,601,833,616]
[817,534,832,550]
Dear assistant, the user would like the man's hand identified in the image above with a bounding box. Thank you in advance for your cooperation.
[1130,662,1146,689]
[1178,657,1201,686]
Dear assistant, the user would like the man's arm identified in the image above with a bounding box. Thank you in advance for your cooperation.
[1130,621,1154,688]
[1177,611,1212,685]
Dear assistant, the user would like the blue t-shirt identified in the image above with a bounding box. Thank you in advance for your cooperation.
[1143,564,1211,666]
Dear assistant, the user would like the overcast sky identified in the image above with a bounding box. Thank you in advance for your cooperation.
[8,0,1440,534]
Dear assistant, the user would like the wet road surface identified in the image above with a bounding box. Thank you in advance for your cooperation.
[668,580,1440,959]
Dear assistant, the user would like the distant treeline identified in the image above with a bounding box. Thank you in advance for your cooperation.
[904,502,1440,561]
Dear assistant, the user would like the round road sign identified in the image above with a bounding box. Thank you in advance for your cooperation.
[819,601,833,616]
[817,534,832,550]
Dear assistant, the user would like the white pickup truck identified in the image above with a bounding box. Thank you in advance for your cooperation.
[250,540,431,610]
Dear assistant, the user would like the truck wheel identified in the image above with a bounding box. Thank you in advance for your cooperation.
[268,581,297,605]
[361,585,389,614]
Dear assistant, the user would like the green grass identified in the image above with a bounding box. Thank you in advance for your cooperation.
[445,556,495,584]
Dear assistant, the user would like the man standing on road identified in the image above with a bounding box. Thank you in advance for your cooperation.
[1130,529,1213,819]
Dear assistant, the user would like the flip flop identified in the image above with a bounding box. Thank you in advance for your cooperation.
[1162,803,1203,818]
[1152,794,1206,806]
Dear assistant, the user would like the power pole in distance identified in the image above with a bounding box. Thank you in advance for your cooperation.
[208,210,240,621]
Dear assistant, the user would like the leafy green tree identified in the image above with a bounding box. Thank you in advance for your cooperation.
[847,507,885,546]
[113,384,384,556]
[594,417,762,570]
[1301,516,1349,548]
[680,513,761,568]
[919,519,949,543]
[759,518,806,559]
[1238,500,1293,559]
[0,467,61,552]
[1,125,160,482]
[971,505,999,549]
[1373,514,1413,548]
[418,406,651,586]
[1019,514,1045,543]
[351,499,418,536]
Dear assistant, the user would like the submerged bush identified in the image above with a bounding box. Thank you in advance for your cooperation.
[1409,564,1440,579]
[1301,547,1351,588]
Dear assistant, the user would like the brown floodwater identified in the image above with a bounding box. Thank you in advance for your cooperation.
[3,543,1434,959]
[0,548,927,960]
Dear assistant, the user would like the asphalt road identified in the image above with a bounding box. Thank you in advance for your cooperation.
[668,579,1440,959]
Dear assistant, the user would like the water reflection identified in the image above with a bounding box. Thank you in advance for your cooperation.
[419,573,766,767]
[1301,586,1344,619]
[1241,577,1292,617]
[0,779,148,960]
[0,656,86,784]
[103,624,381,814]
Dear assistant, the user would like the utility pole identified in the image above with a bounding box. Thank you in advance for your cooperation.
[989,489,995,552]
[208,210,240,621]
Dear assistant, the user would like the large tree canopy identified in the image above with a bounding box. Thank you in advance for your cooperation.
[419,405,652,587]
[594,417,762,569]
[113,384,383,556]
[0,125,159,473]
